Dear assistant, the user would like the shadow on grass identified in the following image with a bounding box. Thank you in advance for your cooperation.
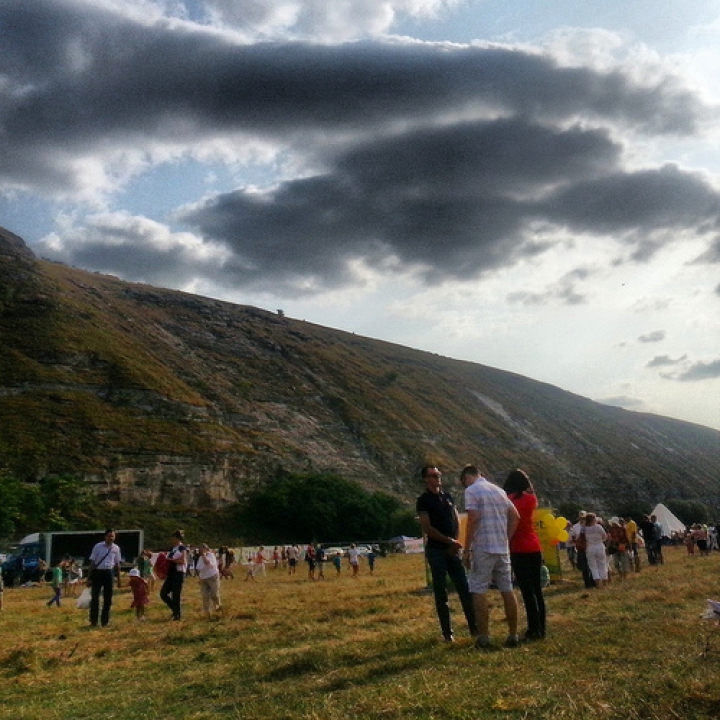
[260,634,447,691]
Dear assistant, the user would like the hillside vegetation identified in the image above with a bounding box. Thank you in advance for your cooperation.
[1,225,719,521]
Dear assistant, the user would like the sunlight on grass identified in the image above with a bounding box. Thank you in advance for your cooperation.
[2,549,720,718]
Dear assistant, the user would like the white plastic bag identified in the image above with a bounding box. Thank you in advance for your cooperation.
[76,587,92,610]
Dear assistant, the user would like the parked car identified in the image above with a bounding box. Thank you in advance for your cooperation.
[322,546,345,557]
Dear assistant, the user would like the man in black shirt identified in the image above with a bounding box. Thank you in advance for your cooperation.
[638,515,658,565]
[416,465,477,642]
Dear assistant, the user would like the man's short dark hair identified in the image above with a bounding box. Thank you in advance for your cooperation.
[460,465,479,479]
[421,465,438,478]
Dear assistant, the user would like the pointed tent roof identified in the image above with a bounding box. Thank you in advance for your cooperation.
[651,503,686,537]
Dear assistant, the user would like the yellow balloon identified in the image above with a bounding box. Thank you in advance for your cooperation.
[557,529,569,542]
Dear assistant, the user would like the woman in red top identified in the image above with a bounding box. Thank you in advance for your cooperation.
[503,469,546,641]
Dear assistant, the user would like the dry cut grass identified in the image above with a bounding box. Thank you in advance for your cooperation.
[1,548,720,719]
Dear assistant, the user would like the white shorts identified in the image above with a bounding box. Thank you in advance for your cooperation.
[468,550,513,594]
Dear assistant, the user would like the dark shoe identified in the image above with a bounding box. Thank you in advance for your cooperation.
[443,634,455,643]
[504,635,520,648]
[474,636,492,650]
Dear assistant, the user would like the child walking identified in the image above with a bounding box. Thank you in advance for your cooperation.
[47,561,63,607]
[128,568,149,621]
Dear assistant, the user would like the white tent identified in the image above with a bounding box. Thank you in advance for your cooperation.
[651,503,686,538]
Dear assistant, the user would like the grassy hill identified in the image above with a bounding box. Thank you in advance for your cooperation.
[1,225,719,519]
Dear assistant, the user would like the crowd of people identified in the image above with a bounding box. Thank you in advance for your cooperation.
[33,529,380,628]
[4,476,716,641]
[415,464,718,650]
[566,512,720,589]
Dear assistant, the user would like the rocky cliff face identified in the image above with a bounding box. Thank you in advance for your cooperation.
[1,227,719,514]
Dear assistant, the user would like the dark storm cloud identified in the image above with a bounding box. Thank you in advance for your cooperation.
[5,0,720,293]
[179,119,617,286]
[179,115,720,290]
[0,0,709,187]
[544,165,720,243]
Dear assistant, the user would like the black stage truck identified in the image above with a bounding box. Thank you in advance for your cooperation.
[1,529,144,586]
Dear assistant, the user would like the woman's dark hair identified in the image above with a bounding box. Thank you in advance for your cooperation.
[503,469,534,498]
[172,529,185,542]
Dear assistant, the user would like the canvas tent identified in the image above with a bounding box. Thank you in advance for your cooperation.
[651,503,686,538]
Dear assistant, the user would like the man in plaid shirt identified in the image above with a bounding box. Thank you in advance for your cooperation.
[462,465,520,649]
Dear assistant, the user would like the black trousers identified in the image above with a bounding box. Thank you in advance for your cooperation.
[160,569,185,619]
[511,551,546,637]
[90,569,114,626]
[426,546,477,639]
[576,550,595,587]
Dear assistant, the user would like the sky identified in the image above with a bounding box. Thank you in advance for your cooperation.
[2,0,720,431]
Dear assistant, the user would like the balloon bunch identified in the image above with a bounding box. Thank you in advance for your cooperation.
[533,509,569,546]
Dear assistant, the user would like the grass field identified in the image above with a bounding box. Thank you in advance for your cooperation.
[1,547,720,719]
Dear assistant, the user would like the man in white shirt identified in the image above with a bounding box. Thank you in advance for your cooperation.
[286,545,299,575]
[461,466,520,649]
[87,529,122,628]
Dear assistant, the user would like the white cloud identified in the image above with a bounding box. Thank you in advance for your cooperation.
[202,0,462,41]
[36,212,233,290]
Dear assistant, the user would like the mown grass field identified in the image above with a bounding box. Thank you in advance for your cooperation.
[1,547,720,719]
